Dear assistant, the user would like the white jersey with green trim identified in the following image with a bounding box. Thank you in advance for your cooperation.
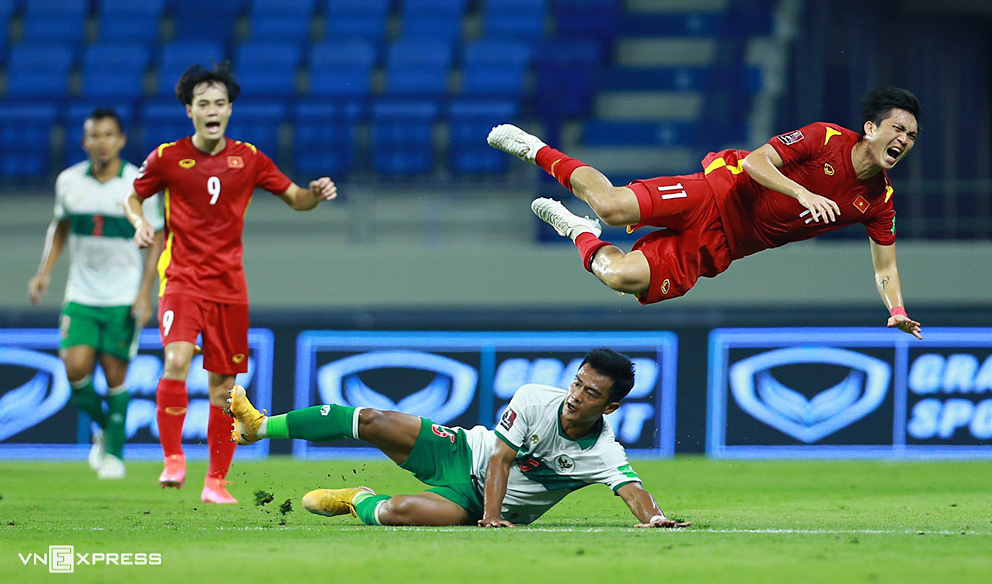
[461,383,641,525]
[54,160,164,306]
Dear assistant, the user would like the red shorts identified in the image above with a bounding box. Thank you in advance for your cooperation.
[158,293,250,374]
[627,173,733,304]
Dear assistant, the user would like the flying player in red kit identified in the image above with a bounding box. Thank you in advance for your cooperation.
[488,86,923,340]
[123,62,338,503]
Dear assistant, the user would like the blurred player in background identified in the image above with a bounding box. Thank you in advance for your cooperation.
[123,61,337,504]
[29,108,164,479]
[228,347,690,529]
[489,87,924,340]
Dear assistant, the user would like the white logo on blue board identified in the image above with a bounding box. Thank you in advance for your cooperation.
[317,351,477,425]
[729,347,890,443]
[0,348,71,441]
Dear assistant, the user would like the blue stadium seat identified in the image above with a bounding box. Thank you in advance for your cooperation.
[171,0,244,44]
[21,0,87,44]
[553,0,619,56]
[448,99,519,174]
[139,100,192,156]
[324,0,390,43]
[483,0,547,39]
[401,15,462,41]
[247,0,315,39]
[5,44,75,97]
[308,40,376,98]
[461,39,532,97]
[97,0,164,42]
[225,100,287,158]
[371,100,439,175]
[292,100,362,176]
[385,40,453,97]
[234,42,302,98]
[80,43,150,98]
[156,42,227,96]
[63,102,138,166]
[400,0,466,17]
[534,39,603,120]
[0,103,59,178]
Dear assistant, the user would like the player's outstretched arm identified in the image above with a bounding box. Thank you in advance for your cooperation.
[870,240,923,339]
[742,144,840,223]
[478,439,518,528]
[123,190,156,248]
[28,219,70,304]
[616,482,690,529]
[279,177,337,211]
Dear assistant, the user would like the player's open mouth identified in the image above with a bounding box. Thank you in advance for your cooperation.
[205,121,221,130]
[884,146,902,164]
[565,402,577,413]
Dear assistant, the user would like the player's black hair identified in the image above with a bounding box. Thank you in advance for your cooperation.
[580,348,636,403]
[85,107,124,134]
[860,87,921,134]
[175,60,241,105]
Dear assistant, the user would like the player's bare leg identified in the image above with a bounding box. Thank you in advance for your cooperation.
[377,492,473,526]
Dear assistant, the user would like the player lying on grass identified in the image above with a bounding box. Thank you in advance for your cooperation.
[228,347,689,528]
[488,87,923,340]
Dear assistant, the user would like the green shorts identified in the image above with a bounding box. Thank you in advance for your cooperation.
[400,418,485,519]
[59,302,139,361]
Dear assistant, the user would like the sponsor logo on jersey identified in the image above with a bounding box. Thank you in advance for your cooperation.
[823,163,835,176]
[853,195,870,213]
[227,156,244,169]
[554,454,574,472]
[179,159,196,169]
[500,407,517,430]
[232,353,246,364]
[776,130,805,146]
[661,279,671,295]
[530,434,539,444]
[729,347,890,443]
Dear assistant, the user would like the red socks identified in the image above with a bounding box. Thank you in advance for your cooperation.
[207,403,237,480]
[156,378,188,458]
[575,232,611,272]
[535,146,588,192]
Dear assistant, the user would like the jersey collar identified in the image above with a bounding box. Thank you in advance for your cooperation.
[556,400,602,450]
[85,160,126,179]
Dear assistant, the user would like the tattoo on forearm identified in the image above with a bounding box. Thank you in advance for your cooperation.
[879,276,890,290]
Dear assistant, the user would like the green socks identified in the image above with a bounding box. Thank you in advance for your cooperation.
[70,376,107,429]
[271,405,359,442]
[354,492,391,526]
[104,386,130,459]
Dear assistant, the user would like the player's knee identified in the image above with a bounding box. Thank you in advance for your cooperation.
[598,262,649,293]
[357,408,386,431]
[589,189,637,227]
[62,361,91,382]
[161,351,191,378]
[377,496,415,525]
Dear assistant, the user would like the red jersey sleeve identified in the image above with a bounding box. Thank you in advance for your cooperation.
[132,143,172,200]
[254,150,293,194]
[768,123,830,167]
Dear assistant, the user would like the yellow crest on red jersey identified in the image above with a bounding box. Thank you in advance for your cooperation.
[228,156,244,168]
[179,159,196,169]
[823,163,835,176]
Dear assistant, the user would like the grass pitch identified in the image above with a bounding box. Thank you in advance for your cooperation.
[1,456,990,583]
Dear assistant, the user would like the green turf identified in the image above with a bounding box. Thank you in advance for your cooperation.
[1,456,990,583]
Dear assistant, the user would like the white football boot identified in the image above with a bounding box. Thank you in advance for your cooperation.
[531,198,602,242]
[487,124,546,163]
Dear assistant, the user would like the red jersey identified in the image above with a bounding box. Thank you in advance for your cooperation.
[133,136,292,303]
[702,122,897,260]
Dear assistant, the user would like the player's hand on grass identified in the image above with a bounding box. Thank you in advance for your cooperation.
[635,515,691,529]
[28,273,49,304]
[133,220,156,248]
[795,189,840,223]
[478,516,516,528]
[887,313,923,340]
[310,177,337,202]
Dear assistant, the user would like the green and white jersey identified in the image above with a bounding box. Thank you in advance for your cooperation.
[54,160,164,306]
[462,384,641,525]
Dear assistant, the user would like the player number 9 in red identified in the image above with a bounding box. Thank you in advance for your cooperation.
[207,176,221,205]
[162,309,175,336]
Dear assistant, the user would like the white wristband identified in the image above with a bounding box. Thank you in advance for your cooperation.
[650,514,667,524]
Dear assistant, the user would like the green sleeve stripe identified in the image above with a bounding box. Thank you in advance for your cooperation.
[612,479,640,493]
[494,430,521,452]
[70,214,135,239]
